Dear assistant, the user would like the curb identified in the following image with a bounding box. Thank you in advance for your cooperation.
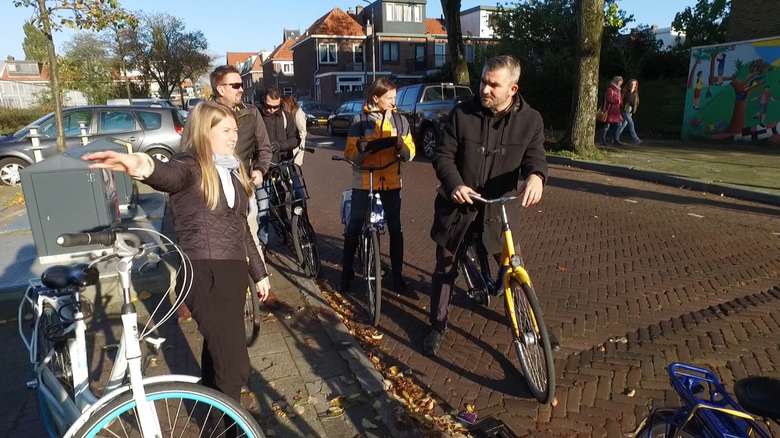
[269,254,420,437]
[547,156,780,208]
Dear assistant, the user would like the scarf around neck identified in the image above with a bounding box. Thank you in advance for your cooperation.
[213,154,240,208]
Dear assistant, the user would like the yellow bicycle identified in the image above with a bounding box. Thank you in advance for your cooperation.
[458,194,556,403]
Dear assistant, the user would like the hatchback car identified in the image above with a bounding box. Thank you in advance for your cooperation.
[299,101,332,127]
[327,100,364,136]
[0,105,184,186]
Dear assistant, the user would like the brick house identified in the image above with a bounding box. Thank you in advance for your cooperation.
[727,0,780,41]
[291,8,368,107]
[263,36,297,98]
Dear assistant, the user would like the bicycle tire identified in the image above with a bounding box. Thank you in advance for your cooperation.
[506,278,555,404]
[291,214,321,278]
[365,231,382,326]
[37,304,73,396]
[245,279,262,347]
[74,381,266,438]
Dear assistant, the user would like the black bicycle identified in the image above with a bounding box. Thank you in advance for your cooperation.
[333,150,400,327]
[258,147,321,278]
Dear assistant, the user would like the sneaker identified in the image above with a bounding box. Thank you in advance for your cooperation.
[423,329,445,356]
[340,270,354,294]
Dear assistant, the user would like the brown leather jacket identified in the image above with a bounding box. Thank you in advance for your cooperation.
[143,152,267,282]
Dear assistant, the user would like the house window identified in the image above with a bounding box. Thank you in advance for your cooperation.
[353,44,364,64]
[435,42,447,67]
[282,63,293,74]
[336,75,364,94]
[382,42,400,64]
[283,87,293,96]
[385,3,421,22]
[319,43,337,64]
[414,43,425,62]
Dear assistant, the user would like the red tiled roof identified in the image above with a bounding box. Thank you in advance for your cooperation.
[305,8,364,36]
[268,38,295,61]
[226,52,257,66]
[425,18,447,35]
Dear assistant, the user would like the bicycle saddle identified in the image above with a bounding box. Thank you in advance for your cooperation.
[41,264,99,289]
[734,376,780,421]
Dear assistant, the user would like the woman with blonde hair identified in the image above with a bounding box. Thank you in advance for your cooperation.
[83,101,270,403]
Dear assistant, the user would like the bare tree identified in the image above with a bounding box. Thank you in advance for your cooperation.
[13,0,135,152]
[440,0,469,85]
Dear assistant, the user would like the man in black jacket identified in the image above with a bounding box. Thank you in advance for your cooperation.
[425,55,548,356]
[257,87,300,246]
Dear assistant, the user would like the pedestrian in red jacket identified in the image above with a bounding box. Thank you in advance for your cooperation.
[600,76,624,146]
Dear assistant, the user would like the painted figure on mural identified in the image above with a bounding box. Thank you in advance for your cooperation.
[693,71,704,110]
[753,86,776,126]
[716,53,727,84]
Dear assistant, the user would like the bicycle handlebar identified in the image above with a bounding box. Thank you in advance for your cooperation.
[331,155,400,171]
[268,146,315,168]
[57,229,117,247]
[469,194,519,204]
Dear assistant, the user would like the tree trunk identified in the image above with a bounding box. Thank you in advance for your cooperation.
[39,0,65,152]
[441,0,469,85]
[563,0,605,156]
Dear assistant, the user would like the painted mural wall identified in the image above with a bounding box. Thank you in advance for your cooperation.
[682,36,780,144]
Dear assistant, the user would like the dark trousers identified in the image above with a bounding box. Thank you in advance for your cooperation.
[429,243,508,332]
[342,188,403,276]
[600,122,622,145]
[182,259,250,402]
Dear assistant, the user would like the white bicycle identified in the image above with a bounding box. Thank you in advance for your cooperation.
[18,227,265,437]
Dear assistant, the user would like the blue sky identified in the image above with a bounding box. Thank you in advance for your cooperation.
[2,0,695,62]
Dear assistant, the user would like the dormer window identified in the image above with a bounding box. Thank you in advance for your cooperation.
[385,2,422,22]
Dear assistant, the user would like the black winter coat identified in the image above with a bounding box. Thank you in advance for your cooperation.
[144,152,267,282]
[431,95,548,254]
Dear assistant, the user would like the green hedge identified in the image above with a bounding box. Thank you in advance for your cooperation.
[0,106,51,136]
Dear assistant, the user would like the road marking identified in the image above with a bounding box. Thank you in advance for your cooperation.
[624,199,638,204]
[687,213,704,218]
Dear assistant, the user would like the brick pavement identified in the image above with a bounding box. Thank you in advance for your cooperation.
[304,136,780,437]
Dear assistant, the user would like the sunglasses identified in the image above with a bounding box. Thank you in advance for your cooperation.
[264,104,280,110]
[221,82,243,90]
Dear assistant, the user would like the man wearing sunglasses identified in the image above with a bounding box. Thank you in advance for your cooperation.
[256,87,300,247]
[209,65,272,250]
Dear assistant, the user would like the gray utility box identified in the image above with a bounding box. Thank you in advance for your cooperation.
[21,153,121,263]
[66,138,137,211]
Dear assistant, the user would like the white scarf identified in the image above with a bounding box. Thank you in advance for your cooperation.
[213,154,240,208]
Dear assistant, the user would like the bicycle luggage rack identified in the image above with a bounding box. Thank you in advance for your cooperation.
[256,162,310,213]
[666,362,769,437]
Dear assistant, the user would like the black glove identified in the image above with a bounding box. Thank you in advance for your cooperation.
[270,142,279,153]
[396,136,411,162]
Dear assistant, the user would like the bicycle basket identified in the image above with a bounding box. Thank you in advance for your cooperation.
[257,164,308,213]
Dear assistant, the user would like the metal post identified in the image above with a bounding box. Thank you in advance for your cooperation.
[80,122,89,145]
[29,126,44,163]
[362,0,377,82]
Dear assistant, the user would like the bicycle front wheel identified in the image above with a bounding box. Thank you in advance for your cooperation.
[245,279,262,347]
[75,381,265,438]
[365,231,382,326]
[291,214,321,278]
[506,278,555,403]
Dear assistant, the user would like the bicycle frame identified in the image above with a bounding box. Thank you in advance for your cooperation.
[19,232,200,438]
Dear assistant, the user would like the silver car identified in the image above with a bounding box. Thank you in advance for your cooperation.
[0,105,185,186]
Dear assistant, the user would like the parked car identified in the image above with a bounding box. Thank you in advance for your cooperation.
[327,100,364,136]
[0,105,185,186]
[395,83,473,159]
[299,101,332,126]
[106,98,178,108]
[183,97,204,111]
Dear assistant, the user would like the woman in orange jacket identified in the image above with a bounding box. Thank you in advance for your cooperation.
[341,77,416,296]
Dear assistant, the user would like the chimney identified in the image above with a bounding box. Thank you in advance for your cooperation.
[356,5,364,15]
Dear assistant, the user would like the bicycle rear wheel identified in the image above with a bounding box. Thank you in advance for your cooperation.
[291,214,321,278]
[244,279,262,347]
[506,278,555,403]
[75,381,265,438]
[364,231,382,326]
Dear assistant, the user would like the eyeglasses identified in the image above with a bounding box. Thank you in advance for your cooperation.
[221,82,243,90]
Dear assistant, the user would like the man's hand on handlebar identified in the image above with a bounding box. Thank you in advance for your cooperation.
[451,185,479,205]
[251,169,263,187]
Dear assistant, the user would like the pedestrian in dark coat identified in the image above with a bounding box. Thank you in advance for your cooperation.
[599,76,624,145]
[424,55,548,356]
